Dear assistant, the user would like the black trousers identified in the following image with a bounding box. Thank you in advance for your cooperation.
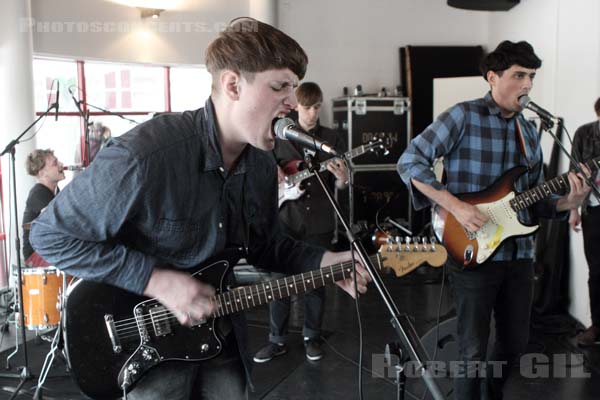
[449,260,534,400]
[268,231,330,343]
[582,206,600,327]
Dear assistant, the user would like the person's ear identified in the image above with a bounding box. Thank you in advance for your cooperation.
[486,70,497,86]
[220,70,242,101]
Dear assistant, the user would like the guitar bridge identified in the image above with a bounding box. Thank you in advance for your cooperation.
[104,314,122,353]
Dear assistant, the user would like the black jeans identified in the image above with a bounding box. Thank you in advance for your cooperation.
[268,231,330,344]
[582,206,600,327]
[128,333,247,400]
[449,260,534,400]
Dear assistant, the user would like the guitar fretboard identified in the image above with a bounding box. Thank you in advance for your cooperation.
[212,254,381,318]
[510,157,600,212]
[285,143,378,186]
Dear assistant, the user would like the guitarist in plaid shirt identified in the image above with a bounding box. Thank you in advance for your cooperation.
[398,41,590,400]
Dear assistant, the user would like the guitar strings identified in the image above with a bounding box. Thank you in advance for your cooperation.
[113,262,355,340]
[112,246,432,340]
[112,250,410,336]
[111,260,358,336]
[112,248,427,336]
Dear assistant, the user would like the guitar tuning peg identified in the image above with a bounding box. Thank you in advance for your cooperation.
[404,236,411,251]
[429,236,437,251]
[421,237,428,252]
[412,236,420,251]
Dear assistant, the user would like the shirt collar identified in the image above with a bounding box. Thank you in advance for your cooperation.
[483,91,527,123]
[201,97,251,175]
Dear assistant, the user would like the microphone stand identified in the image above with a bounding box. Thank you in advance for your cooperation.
[70,94,91,167]
[0,100,58,399]
[303,153,445,400]
[70,95,139,166]
[539,117,600,202]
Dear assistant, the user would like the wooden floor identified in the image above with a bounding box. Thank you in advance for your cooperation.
[0,269,598,399]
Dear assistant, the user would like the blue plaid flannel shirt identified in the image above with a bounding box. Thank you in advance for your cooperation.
[397,92,564,261]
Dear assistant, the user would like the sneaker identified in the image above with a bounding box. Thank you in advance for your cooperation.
[304,339,323,361]
[577,325,600,347]
[253,342,287,363]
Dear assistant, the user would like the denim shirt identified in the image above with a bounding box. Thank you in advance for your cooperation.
[30,99,325,295]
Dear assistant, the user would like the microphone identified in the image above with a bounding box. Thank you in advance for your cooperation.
[54,82,60,121]
[63,165,85,172]
[274,118,339,156]
[518,95,559,125]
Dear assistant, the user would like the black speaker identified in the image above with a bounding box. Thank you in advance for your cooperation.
[350,168,410,225]
[448,0,520,11]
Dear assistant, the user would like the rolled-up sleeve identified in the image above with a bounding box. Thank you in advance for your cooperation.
[397,106,465,210]
[30,144,159,294]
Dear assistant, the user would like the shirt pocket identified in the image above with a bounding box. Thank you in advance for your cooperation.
[152,218,207,263]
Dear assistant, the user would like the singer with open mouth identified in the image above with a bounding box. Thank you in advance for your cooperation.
[29,17,370,400]
[398,40,590,400]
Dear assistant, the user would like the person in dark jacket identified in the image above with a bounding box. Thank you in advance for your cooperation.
[253,82,348,363]
[569,97,600,346]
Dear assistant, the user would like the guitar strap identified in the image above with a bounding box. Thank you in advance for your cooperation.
[514,118,531,169]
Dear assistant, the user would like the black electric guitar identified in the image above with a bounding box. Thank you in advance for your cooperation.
[63,241,447,399]
[432,156,600,266]
[278,139,387,207]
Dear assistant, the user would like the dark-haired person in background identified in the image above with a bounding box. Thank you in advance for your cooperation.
[30,18,369,400]
[22,149,65,267]
[569,97,600,347]
[253,82,348,363]
[398,41,590,399]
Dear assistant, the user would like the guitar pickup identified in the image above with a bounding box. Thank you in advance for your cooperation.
[149,306,172,337]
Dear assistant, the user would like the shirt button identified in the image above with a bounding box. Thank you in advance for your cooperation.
[307,195,311,199]
[218,222,223,229]
[306,207,310,211]
[219,167,225,173]
[307,182,311,186]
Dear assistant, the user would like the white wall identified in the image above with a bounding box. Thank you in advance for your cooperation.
[30,0,248,65]
[278,0,490,126]
[489,0,600,327]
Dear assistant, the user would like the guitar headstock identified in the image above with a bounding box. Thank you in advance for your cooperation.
[377,237,447,278]
[365,138,389,156]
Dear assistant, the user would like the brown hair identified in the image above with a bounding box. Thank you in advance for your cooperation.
[296,82,323,107]
[26,149,54,176]
[205,17,308,92]
[594,97,600,117]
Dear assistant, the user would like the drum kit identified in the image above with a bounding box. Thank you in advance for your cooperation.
[17,266,70,332]
[3,264,73,397]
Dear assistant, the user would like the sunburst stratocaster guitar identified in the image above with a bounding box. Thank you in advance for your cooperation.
[432,156,600,266]
[278,140,386,207]
[63,240,447,399]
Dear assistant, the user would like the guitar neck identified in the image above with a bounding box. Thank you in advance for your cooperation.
[212,254,380,318]
[285,144,370,186]
[511,156,600,212]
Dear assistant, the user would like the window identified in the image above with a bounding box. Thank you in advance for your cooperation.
[85,62,166,112]
[33,59,78,113]
[170,66,212,112]
[32,57,213,165]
